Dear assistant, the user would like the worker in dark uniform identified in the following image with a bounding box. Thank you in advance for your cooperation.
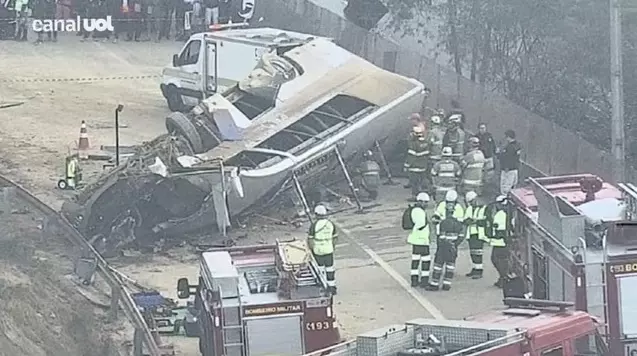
[405,125,430,201]
[356,150,381,201]
[427,200,464,291]
[476,123,496,186]
[405,192,431,287]
[490,195,509,288]
[463,191,488,279]
[308,204,338,295]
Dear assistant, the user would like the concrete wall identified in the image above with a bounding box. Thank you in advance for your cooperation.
[257,0,636,182]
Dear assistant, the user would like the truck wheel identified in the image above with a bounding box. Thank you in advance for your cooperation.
[57,179,68,190]
[165,112,205,154]
[166,86,185,113]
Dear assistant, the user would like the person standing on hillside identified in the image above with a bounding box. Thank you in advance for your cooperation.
[498,129,522,196]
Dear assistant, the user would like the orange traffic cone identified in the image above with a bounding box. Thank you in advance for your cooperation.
[78,120,90,159]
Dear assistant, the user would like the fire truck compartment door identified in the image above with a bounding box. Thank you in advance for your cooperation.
[618,275,637,337]
[245,316,304,355]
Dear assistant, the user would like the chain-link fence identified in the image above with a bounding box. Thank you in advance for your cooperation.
[258,0,637,183]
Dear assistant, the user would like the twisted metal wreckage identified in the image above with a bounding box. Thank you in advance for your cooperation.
[61,36,427,255]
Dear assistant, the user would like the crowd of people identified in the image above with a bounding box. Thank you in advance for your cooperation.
[0,0,253,42]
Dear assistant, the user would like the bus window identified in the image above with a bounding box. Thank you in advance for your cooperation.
[541,346,563,356]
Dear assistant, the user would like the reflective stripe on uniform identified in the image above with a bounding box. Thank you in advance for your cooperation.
[439,173,455,177]
[462,179,482,185]
[408,149,430,156]
[408,167,428,172]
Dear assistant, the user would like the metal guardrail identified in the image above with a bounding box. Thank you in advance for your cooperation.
[0,175,162,356]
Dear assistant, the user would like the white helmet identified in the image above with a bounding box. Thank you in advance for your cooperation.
[412,125,424,134]
[416,192,430,202]
[465,191,478,202]
[430,115,441,124]
[445,190,458,202]
[442,147,453,156]
[314,205,327,215]
[449,114,462,123]
[496,195,507,203]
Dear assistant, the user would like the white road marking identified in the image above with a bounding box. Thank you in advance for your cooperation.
[335,223,446,320]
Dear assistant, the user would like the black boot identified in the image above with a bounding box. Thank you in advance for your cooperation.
[494,278,503,288]
[329,286,337,295]
[419,278,429,287]
[424,284,439,291]
[465,269,476,277]
[411,276,419,287]
[472,270,483,279]
[442,284,451,291]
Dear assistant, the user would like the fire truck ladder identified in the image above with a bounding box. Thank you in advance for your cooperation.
[219,285,246,355]
[578,235,609,338]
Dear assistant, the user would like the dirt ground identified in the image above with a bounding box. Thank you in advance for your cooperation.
[0,192,129,356]
[0,31,503,356]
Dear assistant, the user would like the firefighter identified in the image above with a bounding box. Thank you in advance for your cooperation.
[432,189,464,235]
[66,155,80,189]
[405,125,430,201]
[460,136,486,195]
[428,115,445,165]
[404,192,432,287]
[476,123,496,185]
[442,114,466,156]
[427,192,464,291]
[490,195,509,288]
[431,147,462,201]
[308,204,339,294]
[463,191,489,279]
[358,150,381,201]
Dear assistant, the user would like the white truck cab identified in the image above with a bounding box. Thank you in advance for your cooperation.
[160,26,326,112]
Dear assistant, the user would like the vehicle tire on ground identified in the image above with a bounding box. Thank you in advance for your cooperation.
[165,112,205,154]
[166,85,185,113]
[57,179,68,190]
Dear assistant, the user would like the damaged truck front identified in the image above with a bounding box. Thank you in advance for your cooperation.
[62,34,426,255]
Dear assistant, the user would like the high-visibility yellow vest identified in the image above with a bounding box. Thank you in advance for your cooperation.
[311,219,335,255]
[67,159,77,178]
[490,210,507,247]
[465,204,488,241]
[435,201,464,221]
[407,207,429,246]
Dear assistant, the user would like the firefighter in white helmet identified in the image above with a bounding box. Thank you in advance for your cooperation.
[428,115,445,164]
[431,147,462,201]
[463,191,489,279]
[405,124,430,201]
[402,192,432,287]
[443,114,466,156]
[308,204,339,294]
[427,189,464,291]
[460,136,486,195]
[489,195,510,288]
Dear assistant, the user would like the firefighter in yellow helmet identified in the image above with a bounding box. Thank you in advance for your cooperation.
[405,124,430,201]
[431,147,462,201]
[308,204,339,294]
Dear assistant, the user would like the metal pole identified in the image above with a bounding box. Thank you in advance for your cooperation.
[219,159,227,237]
[115,109,120,166]
[610,0,625,182]
[374,140,398,185]
[333,147,364,213]
[292,171,313,224]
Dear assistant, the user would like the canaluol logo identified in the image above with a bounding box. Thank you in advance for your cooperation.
[32,16,115,32]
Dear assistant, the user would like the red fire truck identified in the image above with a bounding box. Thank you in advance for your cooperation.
[506,173,637,355]
[303,298,609,356]
[176,239,342,356]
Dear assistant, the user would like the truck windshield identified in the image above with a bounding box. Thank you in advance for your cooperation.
[573,333,608,355]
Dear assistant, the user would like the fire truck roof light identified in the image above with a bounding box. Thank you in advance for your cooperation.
[504,297,574,311]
